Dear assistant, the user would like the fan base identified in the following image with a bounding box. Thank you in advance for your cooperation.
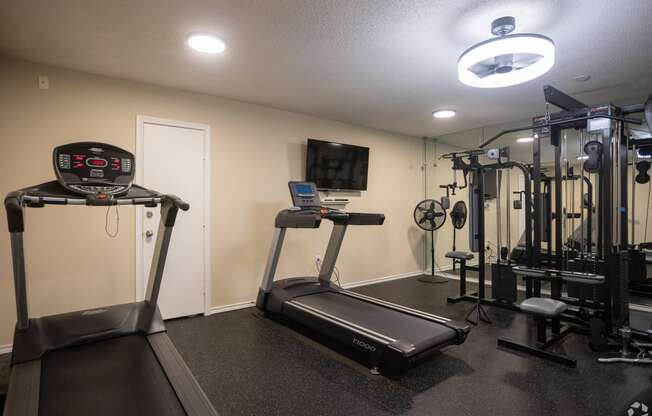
[418,274,450,284]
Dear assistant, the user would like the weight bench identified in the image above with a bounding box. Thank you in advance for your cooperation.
[446,251,475,304]
[444,251,491,325]
[497,267,604,367]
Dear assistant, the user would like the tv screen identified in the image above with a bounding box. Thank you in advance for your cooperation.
[306,139,369,191]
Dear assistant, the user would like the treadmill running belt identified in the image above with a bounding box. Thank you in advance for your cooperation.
[39,334,186,416]
[293,292,456,351]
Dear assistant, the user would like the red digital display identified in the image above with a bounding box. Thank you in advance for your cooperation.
[88,159,106,166]
[73,154,85,161]
[73,162,84,168]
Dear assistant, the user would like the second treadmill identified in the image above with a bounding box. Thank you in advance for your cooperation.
[257,182,469,373]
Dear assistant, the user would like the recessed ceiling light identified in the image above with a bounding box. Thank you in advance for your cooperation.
[187,34,226,54]
[516,137,534,143]
[573,74,591,82]
[577,155,589,160]
[433,110,456,119]
[458,16,555,88]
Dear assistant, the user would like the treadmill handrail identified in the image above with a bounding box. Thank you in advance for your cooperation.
[5,180,189,330]
[274,207,385,229]
[5,182,188,208]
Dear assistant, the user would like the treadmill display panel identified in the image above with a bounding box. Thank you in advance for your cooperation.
[288,181,321,207]
[53,142,135,196]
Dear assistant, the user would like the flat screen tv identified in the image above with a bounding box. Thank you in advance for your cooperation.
[305,139,369,191]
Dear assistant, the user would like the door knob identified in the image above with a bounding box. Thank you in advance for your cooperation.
[145,230,154,238]
[146,211,154,219]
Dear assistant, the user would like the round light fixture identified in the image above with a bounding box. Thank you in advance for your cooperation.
[458,16,555,88]
[516,137,534,143]
[433,110,456,119]
[187,34,226,54]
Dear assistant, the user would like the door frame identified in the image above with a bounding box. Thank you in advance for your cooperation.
[135,115,212,316]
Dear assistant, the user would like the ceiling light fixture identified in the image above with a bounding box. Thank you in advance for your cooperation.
[187,34,226,54]
[433,110,456,119]
[458,16,555,88]
[516,137,534,143]
[577,155,589,160]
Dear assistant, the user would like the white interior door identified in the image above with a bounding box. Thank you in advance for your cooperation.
[137,117,209,319]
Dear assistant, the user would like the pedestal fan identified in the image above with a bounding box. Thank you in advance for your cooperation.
[414,199,447,283]
[450,201,468,250]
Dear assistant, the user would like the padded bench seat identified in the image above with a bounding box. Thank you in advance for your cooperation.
[445,251,474,260]
[520,297,567,318]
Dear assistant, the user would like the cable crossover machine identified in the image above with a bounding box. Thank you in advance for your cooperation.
[437,85,652,367]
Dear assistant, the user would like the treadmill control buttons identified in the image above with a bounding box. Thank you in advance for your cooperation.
[121,158,132,173]
[58,154,71,169]
[53,143,135,196]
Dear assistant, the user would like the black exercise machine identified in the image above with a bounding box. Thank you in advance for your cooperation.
[439,86,652,366]
[497,266,606,367]
[3,142,217,416]
[256,181,469,374]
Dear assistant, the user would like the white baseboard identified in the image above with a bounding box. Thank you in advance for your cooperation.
[205,270,424,315]
[207,300,255,315]
[0,344,11,355]
[341,270,423,289]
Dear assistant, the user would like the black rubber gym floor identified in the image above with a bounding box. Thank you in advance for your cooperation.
[163,275,652,416]
[1,275,651,415]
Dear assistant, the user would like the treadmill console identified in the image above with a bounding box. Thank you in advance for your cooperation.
[289,181,321,208]
[53,142,135,196]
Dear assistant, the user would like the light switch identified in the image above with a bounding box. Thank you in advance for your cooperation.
[38,76,49,90]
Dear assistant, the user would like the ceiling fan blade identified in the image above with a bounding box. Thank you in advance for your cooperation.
[511,53,542,69]
[468,61,498,79]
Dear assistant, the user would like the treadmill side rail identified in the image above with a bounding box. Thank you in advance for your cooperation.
[343,290,470,344]
[3,360,40,416]
[147,333,219,416]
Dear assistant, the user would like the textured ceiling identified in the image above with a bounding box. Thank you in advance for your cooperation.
[1,0,652,140]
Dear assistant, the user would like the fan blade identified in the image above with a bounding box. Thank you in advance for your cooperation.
[429,219,436,229]
[434,212,445,217]
[512,53,542,69]
[468,61,498,79]
[429,201,435,210]
[417,206,428,212]
[419,216,427,224]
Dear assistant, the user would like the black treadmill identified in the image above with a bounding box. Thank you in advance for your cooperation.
[256,182,469,373]
[3,142,217,416]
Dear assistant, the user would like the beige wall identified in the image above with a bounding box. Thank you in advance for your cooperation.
[0,57,475,346]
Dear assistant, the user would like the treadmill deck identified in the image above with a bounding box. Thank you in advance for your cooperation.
[292,291,457,352]
[39,334,186,416]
